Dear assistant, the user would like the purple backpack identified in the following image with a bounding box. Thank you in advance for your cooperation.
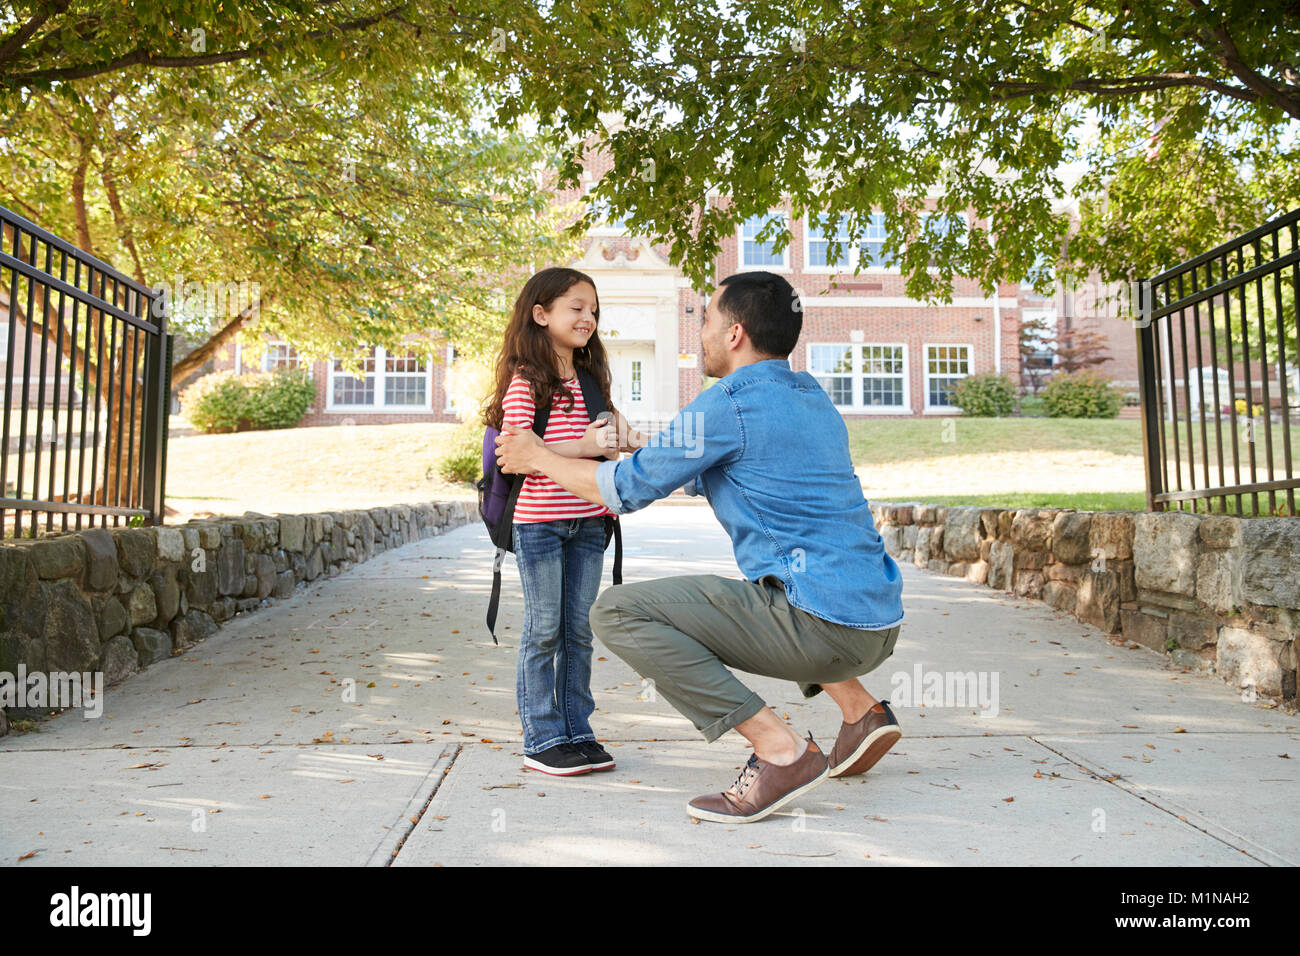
[476,368,622,642]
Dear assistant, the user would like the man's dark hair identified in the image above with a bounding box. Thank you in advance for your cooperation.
[715,270,802,357]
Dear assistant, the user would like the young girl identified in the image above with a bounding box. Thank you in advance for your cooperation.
[483,267,644,776]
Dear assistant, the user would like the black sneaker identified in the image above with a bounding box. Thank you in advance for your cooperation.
[572,740,615,771]
[523,743,592,776]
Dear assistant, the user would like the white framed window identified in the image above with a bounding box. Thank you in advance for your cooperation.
[262,340,307,375]
[234,338,311,378]
[738,212,789,270]
[586,192,628,235]
[859,212,899,270]
[1019,248,1055,290]
[1020,308,1056,367]
[922,211,969,268]
[384,349,429,406]
[802,212,900,272]
[804,215,852,271]
[327,344,432,411]
[809,344,855,407]
[807,343,908,412]
[861,344,907,408]
[330,347,377,406]
[630,359,643,402]
[924,344,971,410]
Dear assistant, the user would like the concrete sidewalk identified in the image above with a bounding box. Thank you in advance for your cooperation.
[2,507,1295,866]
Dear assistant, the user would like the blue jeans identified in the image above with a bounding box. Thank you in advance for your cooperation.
[512,516,606,755]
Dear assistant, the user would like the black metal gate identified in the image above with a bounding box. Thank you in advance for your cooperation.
[1137,208,1300,515]
[0,205,171,538]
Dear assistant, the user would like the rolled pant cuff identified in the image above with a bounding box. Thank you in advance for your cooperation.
[700,691,766,744]
[524,734,570,756]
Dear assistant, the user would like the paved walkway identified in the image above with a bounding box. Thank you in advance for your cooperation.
[2,507,1295,866]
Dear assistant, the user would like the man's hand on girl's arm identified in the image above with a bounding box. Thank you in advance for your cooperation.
[530,419,618,460]
[495,424,605,506]
[611,410,649,453]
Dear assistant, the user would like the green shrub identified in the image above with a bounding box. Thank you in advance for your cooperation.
[436,423,484,484]
[439,449,482,484]
[952,373,1017,417]
[1042,370,1123,418]
[180,368,314,433]
[243,368,315,429]
[180,370,250,433]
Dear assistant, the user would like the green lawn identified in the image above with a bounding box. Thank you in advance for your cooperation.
[873,490,1294,516]
[843,417,1145,465]
[875,492,1149,511]
[844,416,1298,515]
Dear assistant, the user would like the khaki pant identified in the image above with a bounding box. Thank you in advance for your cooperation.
[589,574,901,743]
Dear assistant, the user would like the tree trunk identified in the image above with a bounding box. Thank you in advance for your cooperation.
[170,294,273,390]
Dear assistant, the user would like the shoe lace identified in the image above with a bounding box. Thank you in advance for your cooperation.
[729,753,762,798]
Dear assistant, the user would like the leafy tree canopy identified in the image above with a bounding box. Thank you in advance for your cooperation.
[4,1,1296,313]
[463,0,1300,302]
[1,4,579,378]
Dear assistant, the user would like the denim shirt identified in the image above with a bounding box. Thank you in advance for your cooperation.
[595,359,904,630]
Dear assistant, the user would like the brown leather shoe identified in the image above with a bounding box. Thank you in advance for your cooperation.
[687,734,830,824]
[828,699,902,778]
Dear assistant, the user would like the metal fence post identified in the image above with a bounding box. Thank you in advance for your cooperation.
[1136,277,1164,512]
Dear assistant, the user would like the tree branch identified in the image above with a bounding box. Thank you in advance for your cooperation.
[0,0,71,69]
[1183,0,1300,120]
[3,5,412,88]
[170,295,275,389]
[989,71,1261,105]
[99,155,147,286]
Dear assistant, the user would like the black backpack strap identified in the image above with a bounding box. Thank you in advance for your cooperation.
[485,392,554,643]
[611,516,622,585]
[575,367,607,421]
[486,548,506,644]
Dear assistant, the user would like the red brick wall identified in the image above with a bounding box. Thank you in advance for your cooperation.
[692,197,1026,415]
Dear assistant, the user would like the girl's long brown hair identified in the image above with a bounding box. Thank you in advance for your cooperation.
[482,267,612,429]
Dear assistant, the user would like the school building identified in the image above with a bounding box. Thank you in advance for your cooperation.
[206,153,1138,431]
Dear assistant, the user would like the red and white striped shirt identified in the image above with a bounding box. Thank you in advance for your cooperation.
[502,373,611,523]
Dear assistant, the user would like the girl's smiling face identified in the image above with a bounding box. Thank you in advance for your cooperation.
[532,281,599,356]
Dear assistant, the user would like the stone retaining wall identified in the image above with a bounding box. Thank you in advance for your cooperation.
[871,502,1298,706]
[0,500,477,735]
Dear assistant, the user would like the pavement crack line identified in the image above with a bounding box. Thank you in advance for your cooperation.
[382,744,462,868]
[1029,735,1286,866]
[2,730,1290,755]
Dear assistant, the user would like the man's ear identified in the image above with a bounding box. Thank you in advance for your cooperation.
[726,320,746,351]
